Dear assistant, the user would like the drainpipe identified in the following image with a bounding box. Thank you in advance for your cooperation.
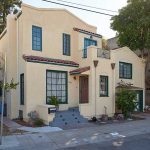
[111,63,115,114]
[93,60,99,118]
[15,11,22,117]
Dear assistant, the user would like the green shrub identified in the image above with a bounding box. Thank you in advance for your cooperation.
[48,96,59,106]
[33,118,44,127]
[116,88,136,118]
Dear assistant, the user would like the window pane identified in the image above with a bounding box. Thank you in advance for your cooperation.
[84,38,97,58]
[63,33,70,56]
[47,91,52,97]
[32,26,42,51]
[119,62,132,79]
[46,71,67,103]
[100,76,108,97]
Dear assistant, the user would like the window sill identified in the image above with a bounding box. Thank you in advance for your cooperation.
[99,95,109,97]
[119,77,132,79]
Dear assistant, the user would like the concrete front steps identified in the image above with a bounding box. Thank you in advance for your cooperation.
[49,107,90,129]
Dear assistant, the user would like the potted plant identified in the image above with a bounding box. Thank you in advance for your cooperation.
[48,96,59,110]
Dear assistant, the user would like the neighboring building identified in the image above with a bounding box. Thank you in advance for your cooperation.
[0,4,145,124]
[107,37,120,50]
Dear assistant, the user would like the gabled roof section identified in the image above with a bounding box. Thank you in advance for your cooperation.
[73,27,102,38]
[23,55,79,67]
[22,3,96,29]
[70,66,90,75]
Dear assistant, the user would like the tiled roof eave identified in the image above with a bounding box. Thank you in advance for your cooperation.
[23,55,79,67]
[73,27,102,38]
[70,66,90,75]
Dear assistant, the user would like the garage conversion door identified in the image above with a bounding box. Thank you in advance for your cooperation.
[46,70,68,104]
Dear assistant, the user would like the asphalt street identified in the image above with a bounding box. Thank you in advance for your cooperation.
[59,133,150,150]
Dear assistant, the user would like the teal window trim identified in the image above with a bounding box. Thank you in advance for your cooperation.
[20,73,24,105]
[100,75,109,97]
[119,62,132,79]
[83,38,97,58]
[63,33,71,56]
[32,25,42,51]
[46,70,68,104]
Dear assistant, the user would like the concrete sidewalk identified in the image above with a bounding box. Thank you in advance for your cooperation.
[1,113,150,150]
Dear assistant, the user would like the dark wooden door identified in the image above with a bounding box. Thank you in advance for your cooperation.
[79,76,89,103]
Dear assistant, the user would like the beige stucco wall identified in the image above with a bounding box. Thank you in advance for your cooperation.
[21,4,98,62]
[111,47,145,88]
[17,4,102,119]
[79,46,145,118]
[79,46,114,118]
[25,62,79,118]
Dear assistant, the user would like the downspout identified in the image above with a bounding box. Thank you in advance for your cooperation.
[111,63,115,114]
[15,11,22,117]
[93,60,99,118]
[15,11,22,79]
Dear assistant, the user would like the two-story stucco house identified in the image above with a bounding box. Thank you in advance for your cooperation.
[0,4,145,124]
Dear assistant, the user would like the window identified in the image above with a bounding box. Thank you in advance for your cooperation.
[63,33,70,56]
[32,25,42,51]
[119,62,132,79]
[20,74,24,105]
[46,70,68,104]
[100,76,108,97]
[83,38,97,58]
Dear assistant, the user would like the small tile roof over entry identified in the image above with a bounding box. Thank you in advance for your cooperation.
[73,27,102,38]
[23,55,79,67]
[70,66,90,75]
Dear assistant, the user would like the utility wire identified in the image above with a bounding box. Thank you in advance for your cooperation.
[55,0,118,13]
[42,0,114,17]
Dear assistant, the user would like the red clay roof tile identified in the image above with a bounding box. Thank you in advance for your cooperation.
[70,66,90,75]
[23,55,79,67]
[73,27,102,38]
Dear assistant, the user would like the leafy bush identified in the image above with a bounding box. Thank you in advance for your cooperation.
[33,118,44,127]
[48,96,59,106]
[116,88,136,118]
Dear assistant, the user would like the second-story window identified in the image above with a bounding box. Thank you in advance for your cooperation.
[119,62,132,79]
[83,38,97,58]
[63,33,71,56]
[32,25,42,51]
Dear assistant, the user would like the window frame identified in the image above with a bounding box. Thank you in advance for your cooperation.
[119,62,132,79]
[20,73,24,105]
[32,25,42,51]
[99,75,109,97]
[46,70,68,104]
[83,38,97,58]
[63,33,71,56]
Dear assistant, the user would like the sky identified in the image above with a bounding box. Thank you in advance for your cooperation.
[22,0,127,39]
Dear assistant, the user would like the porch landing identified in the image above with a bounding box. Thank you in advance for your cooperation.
[49,107,96,129]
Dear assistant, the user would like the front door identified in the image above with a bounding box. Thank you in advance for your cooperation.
[79,76,89,103]
[135,90,143,112]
